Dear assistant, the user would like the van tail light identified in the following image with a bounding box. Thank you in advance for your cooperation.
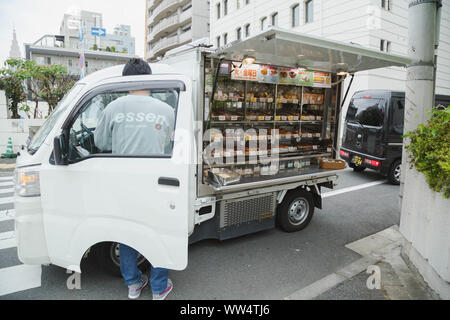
[364,158,380,167]
[340,150,349,158]
[363,95,372,98]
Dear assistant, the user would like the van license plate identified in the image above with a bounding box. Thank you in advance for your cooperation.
[352,156,362,166]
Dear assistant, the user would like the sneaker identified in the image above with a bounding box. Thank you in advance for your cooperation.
[152,279,173,300]
[128,274,149,300]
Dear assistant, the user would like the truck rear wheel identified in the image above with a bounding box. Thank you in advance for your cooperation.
[388,159,401,185]
[277,189,315,232]
[93,242,150,277]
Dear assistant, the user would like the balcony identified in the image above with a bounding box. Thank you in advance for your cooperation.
[149,29,192,60]
[150,0,190,25]
[151,14,179,41]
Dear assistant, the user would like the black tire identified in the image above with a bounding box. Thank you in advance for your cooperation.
[276,189,315,232]
[93,242,150,277]
[388,159,401,185]
[353,166,366,172]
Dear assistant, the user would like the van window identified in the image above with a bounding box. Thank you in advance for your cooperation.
[67,88,179,161]
[347,98,385,127]
[391,99,404,135]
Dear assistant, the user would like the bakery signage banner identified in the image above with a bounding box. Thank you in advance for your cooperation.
[258,65,279,84]
[296,71,314,86]
[231,62,259,81]
[230,62,332,88]
[313,72,332,88]
[278,68,298,85]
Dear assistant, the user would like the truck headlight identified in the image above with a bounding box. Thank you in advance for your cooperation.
[15,169,40,197]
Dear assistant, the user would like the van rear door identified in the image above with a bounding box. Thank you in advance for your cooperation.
[343,96,386,158]
[39,76,195,272]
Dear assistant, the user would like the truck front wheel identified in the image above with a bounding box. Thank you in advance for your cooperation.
[277,189,315,232]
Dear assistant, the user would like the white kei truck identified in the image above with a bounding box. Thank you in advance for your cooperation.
[13,28,410,275]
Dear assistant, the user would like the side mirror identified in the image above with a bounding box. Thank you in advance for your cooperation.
[53,135,68,166]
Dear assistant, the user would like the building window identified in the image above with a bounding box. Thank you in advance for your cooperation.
[305,0,313,23]
[237,0,240,9]
[271,12,278,26]
[223,33,228,45]
[68,60,73,68]
[46,57,51,65]
[380,39,391,52]
[381,0,392,10]
[292,4,300,27]
[261,17,268,31]
[236,27,242,40]
[224,0,228,16]
[217,3,221,19]
[245,24,250,37]
[216,36,221,48]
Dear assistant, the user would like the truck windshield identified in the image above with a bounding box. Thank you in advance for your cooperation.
[346,98,385,127]
[28,84,85,155]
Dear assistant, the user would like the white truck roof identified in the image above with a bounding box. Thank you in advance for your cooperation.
[77,63,180,87]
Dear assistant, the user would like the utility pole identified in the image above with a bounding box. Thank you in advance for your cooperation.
[398,1,448,297]
[399,0,442,212]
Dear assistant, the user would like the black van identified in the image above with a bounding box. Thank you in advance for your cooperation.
[340,90,450,185]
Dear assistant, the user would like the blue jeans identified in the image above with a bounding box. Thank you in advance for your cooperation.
[119,244,169,294]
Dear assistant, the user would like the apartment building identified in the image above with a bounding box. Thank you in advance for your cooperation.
[210,0,450,99]
[145,0,210,61]
[60,11,136,54]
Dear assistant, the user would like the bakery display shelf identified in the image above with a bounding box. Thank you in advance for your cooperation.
[205,152,331,168]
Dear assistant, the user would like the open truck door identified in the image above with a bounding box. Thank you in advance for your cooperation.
[39,76,195,272]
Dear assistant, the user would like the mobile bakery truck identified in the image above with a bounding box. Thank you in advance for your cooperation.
[14,28,410,275]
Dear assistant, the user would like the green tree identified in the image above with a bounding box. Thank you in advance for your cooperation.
[34,64,76,115]
[0,59,27,119]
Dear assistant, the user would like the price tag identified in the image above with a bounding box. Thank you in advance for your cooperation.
[313,145,318,150]
[219,116,226,121]
[230,116,238,121]
[293,99,299,104]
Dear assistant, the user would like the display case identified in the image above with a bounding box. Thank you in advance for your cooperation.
[203,58,337,188]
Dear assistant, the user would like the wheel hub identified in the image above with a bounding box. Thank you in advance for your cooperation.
[288,198,309,225]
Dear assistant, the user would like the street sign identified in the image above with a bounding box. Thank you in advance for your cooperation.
[91,27,106,37]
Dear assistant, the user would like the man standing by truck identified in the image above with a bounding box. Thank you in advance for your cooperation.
[94,58,174,300]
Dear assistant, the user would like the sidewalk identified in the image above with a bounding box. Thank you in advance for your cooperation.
[285,225,441,300]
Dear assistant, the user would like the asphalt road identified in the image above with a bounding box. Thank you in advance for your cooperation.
[0,167,400,300]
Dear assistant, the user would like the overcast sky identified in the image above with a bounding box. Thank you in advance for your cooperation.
[0,0,146,65]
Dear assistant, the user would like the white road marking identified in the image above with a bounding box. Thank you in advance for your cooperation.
[322,180,386,198]
[0,197,13,205]
[0,264,42,296]
[0,231,16,250]
[0,176,13,182]
[0,188,14,195]
[0,210,15,222]
[0,182,13,188]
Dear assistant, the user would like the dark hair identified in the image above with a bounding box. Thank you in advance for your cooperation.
[122,58,152,76]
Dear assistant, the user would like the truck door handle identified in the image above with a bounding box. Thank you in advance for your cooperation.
[158,177,180,187]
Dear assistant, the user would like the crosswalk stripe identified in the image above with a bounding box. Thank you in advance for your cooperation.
[0,188,14,195]
[0,210,15,222]
[0,197,13,205]
[0,176,13,182]
[322,180,386,198]
[0,231,16,250]
[0,182,13,187]
[0,264,42,296]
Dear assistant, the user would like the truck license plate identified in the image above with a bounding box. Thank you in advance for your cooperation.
[352,156,362,166]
